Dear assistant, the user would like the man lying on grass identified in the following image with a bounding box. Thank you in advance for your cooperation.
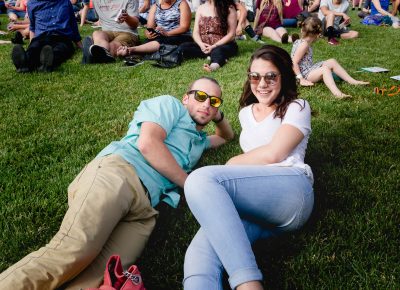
[0,77,234,290]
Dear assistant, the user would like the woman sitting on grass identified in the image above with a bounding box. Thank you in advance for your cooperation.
[179,0,238,72]
[117,0,193,57]
[291,17,369,99]
[183,45,314,290]
[253,0,299,43]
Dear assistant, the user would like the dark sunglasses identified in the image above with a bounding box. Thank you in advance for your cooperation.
[248,72,280,86]
[187,90,223,108]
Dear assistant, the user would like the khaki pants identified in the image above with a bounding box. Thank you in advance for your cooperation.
[0,154,158,290]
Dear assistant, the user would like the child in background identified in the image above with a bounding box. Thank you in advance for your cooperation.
[291,17,369,99]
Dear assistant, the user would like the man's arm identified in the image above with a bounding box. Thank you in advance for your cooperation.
[137,122,188,188]
[208,111,234,149]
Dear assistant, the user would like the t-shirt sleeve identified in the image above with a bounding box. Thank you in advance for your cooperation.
[282,100,311,137]
[343,1,349,12]
[127,0,139,17]
[320,0,329,8]
[133,95,182,135]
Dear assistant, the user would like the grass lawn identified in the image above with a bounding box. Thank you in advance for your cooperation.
[0,11,399,289]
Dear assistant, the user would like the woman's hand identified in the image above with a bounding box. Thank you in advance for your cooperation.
[156,26,168,36]
[145,29,159,39]
[116,46,130,57]
[202,44,217,54]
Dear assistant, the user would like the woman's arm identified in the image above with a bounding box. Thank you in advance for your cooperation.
[227,124,304,165]
[235,2,248,35]
[192,5,207,49]
[80,4,89,26]
[157,0,191,36]
[371,0,391,15]
[144,3,158,39]
[210,6,237,48]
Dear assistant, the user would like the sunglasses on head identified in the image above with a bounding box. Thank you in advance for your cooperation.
[187,90,223,108]
[248,71,280,86]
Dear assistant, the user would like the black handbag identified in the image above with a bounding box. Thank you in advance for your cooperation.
[144,44,183,68]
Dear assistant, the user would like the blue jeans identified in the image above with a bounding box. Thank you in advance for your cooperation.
[183,165,314,289]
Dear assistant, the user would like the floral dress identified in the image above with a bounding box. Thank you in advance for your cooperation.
[291,39,323,79]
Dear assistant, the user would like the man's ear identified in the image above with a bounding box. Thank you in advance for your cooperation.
[182,94,189,105]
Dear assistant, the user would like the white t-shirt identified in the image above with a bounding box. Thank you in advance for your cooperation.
[93,0,139,35]
[240,0,255,12]
[239,99,313,181]
[318,0,349,28]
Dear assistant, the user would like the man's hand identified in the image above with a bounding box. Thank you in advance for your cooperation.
[343,14,351,23]
[117,10,129,23]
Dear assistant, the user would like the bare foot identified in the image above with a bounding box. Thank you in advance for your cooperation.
[350,80,369,85]
[334,93,352,99]
[203,63,212,72]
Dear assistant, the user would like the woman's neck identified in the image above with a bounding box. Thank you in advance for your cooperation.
[161,0,176,8]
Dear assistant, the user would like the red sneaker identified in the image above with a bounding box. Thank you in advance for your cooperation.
[328,38,340,45]
[85,255,146,290]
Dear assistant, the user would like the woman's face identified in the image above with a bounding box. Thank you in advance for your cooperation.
[249,58,282,107]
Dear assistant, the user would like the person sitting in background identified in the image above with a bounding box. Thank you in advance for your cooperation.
[235,0,265,42]
[369,0,400,28]
[116,0,192,58]
[82,0,140,64]
[5,0,27,22]
[138,0,155,26]
[283,0,304,27]
[318,0,359,45]
[291,17,369,99]
[179,0,238,72]
[11,0,82,73]
[253,0,299,43]
[79,0,98,27]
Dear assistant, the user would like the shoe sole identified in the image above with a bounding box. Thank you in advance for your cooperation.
[11,44,29,72]
[82,36,94,64]
[39,45,54,72]
[90,45,115,63]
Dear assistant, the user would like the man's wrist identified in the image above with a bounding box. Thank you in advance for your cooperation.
[213,111,224,123]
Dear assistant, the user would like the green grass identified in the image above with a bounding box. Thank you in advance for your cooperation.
[0,12,399,289]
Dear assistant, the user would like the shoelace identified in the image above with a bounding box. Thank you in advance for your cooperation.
[123,271,141,285]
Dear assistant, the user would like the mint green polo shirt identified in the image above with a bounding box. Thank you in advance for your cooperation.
[97,95,210,208]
